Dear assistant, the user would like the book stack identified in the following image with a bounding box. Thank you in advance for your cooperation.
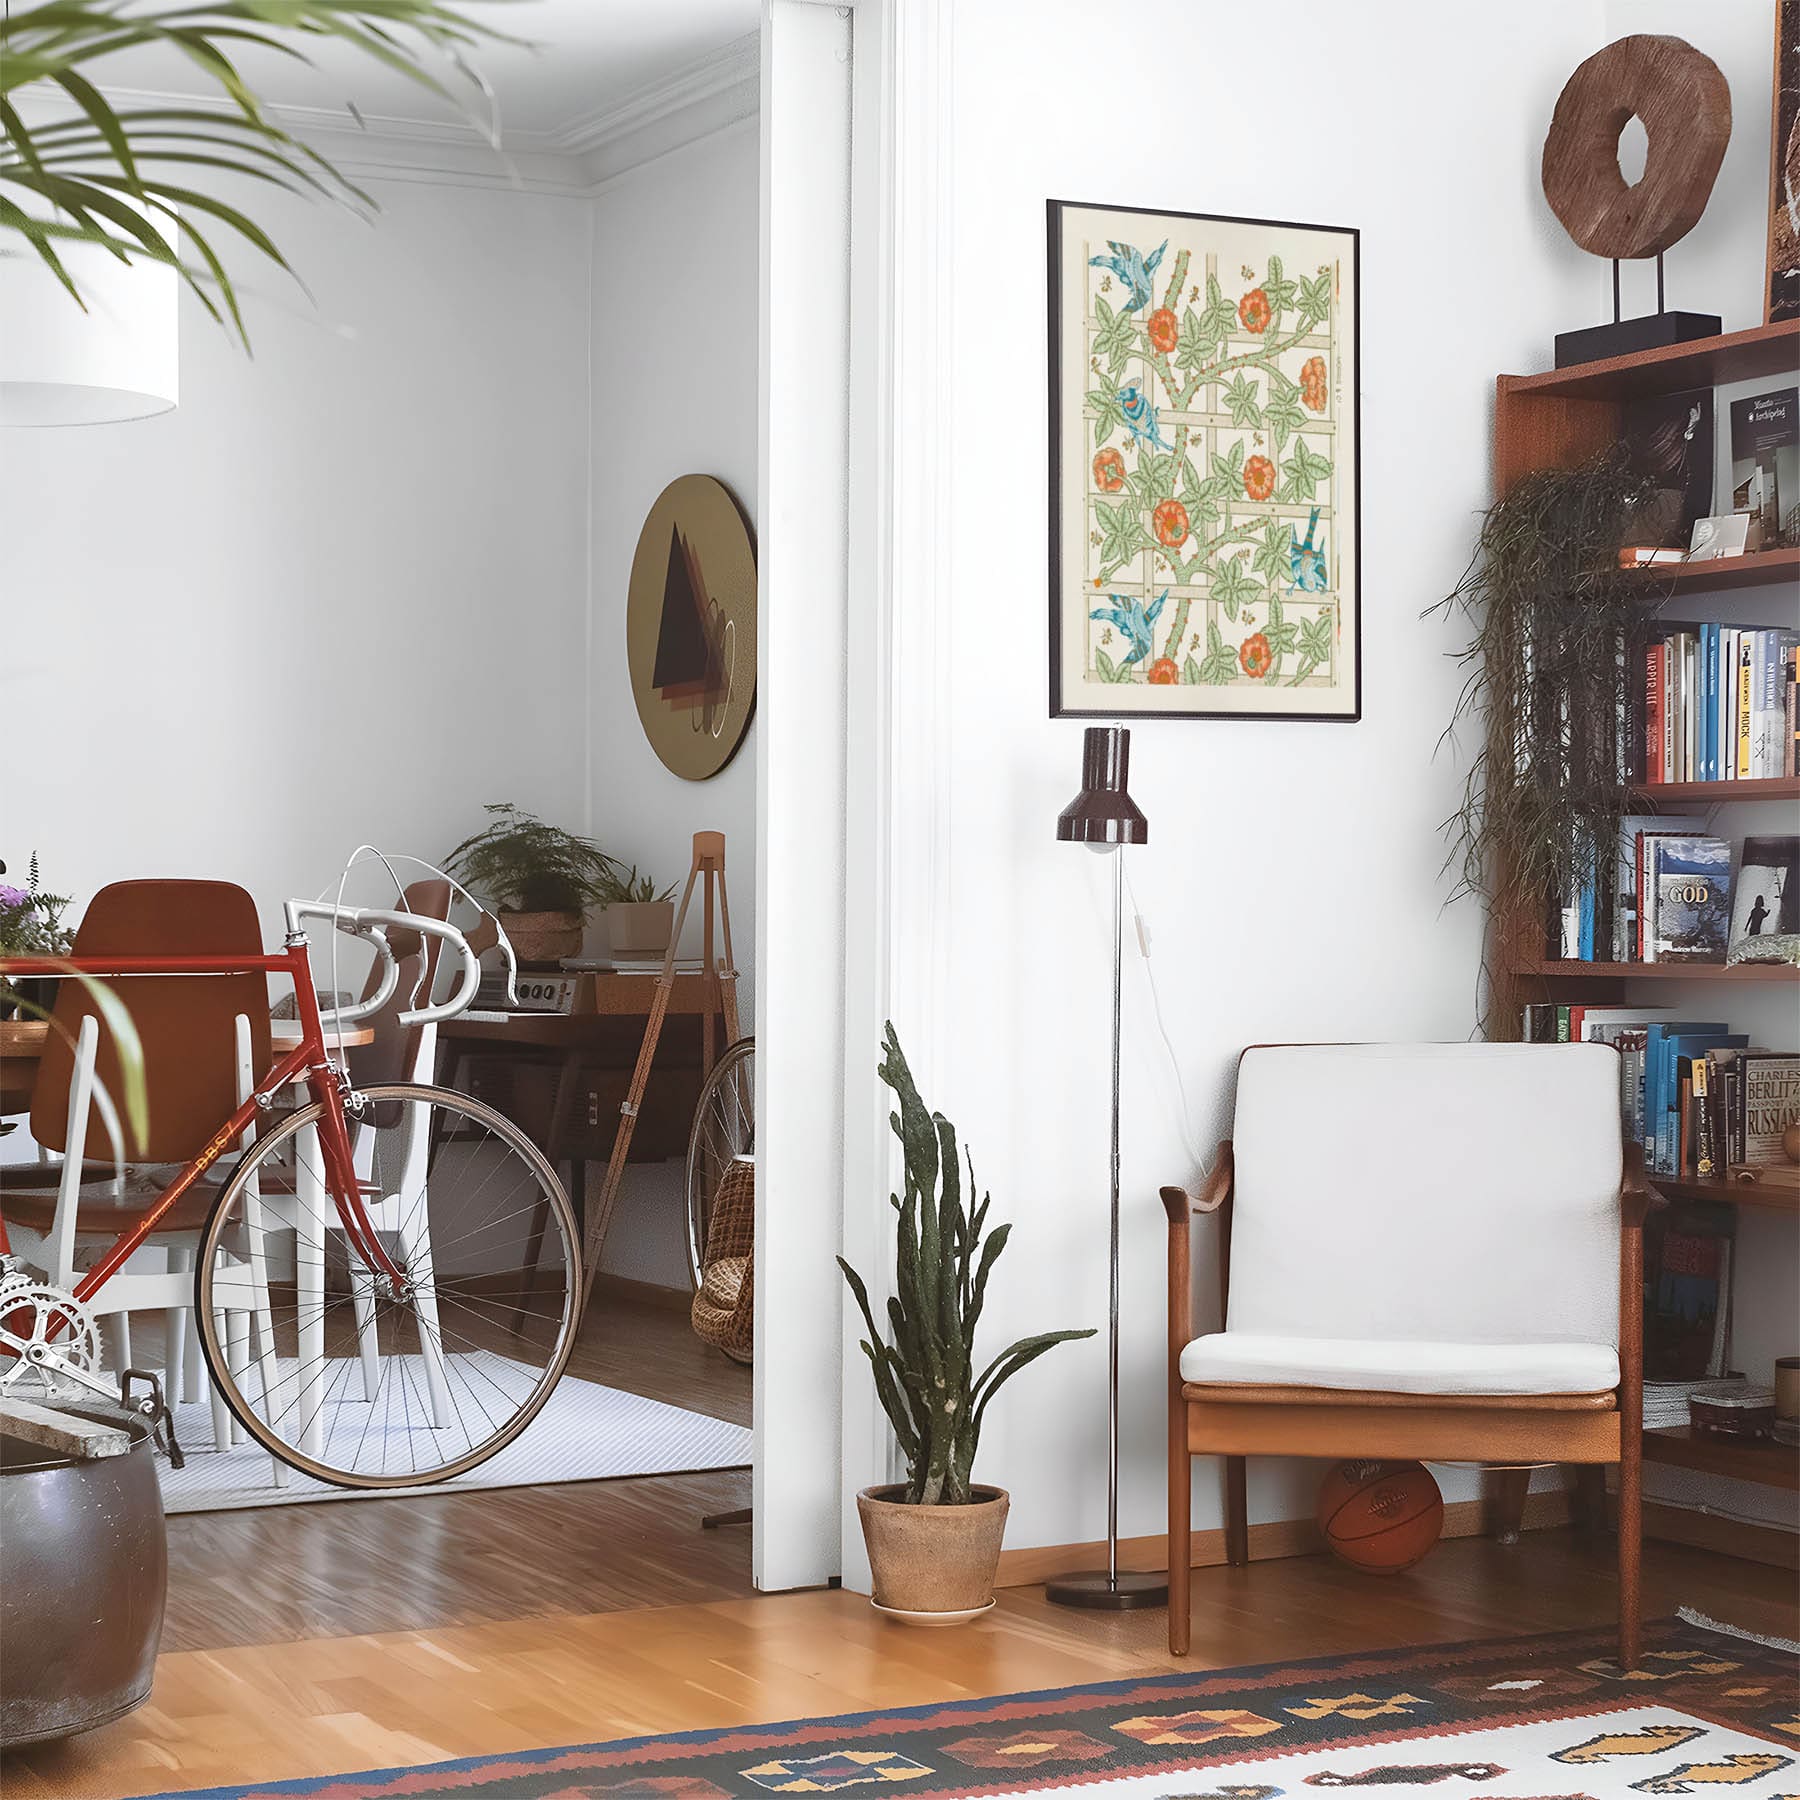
[1521,1002,1800,1182]
[1638,625,1800,784]
[1549,829,1797,968]
[1643,1204,1735,1382]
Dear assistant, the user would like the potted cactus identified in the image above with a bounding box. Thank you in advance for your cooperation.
[838,1025,1094,1623]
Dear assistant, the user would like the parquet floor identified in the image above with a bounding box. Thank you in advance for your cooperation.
[5,1299,1797,1799]
[8,1534,1795,1799]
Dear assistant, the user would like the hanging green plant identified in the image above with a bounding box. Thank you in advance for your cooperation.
[1429,446,1666,1027]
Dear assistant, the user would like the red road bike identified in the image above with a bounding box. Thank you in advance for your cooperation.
[0,900,581,1488]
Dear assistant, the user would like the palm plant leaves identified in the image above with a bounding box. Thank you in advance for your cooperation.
[1,1,516,345]
[839,1025,1094,1505]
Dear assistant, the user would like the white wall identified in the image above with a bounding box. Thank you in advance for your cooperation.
[585,119,763,1285]
[2,177,592,923]
[899,0,1651,1556]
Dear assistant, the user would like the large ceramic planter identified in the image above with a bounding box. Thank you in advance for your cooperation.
[500,909,585,969]
[605,900,675,959]
[856,1484,1008,1624]
[0,1405,167,1746]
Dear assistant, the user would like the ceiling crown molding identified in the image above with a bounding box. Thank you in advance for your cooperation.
[15,32,761,195]
[554,31,759,158]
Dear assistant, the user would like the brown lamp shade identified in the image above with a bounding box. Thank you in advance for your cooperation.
[1055,725,1147,847]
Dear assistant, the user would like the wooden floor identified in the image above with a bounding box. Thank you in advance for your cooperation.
[160,1285,755,1651]
[7,1299,1798,1798]
[7,1531,1796,1800]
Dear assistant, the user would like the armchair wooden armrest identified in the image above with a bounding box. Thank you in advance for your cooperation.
[1620,1140,1662,1230]
[1162,1142,1234,1365]
[1160,1141,1234,1221]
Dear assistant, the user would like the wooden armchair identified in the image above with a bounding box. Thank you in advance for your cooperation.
[1162,1043,1650,1668]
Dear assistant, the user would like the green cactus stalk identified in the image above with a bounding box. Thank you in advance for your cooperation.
[837,1024,1095,1506]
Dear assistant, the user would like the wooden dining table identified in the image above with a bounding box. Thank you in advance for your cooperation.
[0,1017,374,1117]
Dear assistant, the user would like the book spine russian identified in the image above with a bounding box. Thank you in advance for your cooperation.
[1737,636,1754,778]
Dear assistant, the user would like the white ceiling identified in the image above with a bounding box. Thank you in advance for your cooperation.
[94,0,761,147]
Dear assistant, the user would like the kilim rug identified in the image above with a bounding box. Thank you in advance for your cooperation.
[133,1612,1797,1800]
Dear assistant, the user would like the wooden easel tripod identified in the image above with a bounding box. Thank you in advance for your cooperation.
[578,830,740,1314]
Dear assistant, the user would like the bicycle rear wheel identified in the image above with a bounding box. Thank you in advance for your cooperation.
[195,1082,580,1488]
[685,1037,754,1290]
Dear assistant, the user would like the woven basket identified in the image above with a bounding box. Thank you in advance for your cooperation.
[691,1156,754,1362]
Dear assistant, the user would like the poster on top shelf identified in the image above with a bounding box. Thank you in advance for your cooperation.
[1730,387,1798,547]
[1048,200,1359,721]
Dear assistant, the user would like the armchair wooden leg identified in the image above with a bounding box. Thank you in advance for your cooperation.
[1487,1466,1531,1544]
[1571,1464,1608,1541]
[1617,1447,1642,1670]
[1168,1446,1191,1656]
[1224,1456,1248,1568]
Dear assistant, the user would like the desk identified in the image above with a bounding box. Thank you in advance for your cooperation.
[437,973,733,1266]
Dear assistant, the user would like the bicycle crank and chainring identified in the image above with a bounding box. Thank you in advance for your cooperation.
[0,1278,110,1401]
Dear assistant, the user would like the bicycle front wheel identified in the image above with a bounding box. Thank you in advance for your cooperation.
[195,1082,581,1488]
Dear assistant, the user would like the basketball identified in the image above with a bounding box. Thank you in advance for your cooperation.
[1315,1460,1443,1574]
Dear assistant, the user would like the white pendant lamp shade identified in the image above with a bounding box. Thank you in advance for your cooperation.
[0,214,179,426]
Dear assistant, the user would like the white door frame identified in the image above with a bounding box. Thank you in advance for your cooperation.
[754,0,954,1593]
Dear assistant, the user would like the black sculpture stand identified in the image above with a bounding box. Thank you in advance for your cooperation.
[1553,252,1719,367]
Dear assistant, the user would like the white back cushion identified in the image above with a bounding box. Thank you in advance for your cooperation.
[1227,1044,1622,1348]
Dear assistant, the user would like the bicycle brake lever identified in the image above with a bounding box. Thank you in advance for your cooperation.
[121,1367,184,1469]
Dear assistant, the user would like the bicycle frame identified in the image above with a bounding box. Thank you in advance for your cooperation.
[0,937,406,1301]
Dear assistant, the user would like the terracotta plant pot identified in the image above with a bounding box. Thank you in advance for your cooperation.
[856,1484,1009,1623]
[605,900,675,958]
[499,909,585,969]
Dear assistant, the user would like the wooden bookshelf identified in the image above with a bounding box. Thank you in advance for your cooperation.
[1626,546,1800,595]
[1648,1174,1800,1214]
[1512,959,1800,983]
[1643,1426,1800,1491]
[1501,318,1800,403]
[1628,775,1800,803]
[1490,324,1800,1561]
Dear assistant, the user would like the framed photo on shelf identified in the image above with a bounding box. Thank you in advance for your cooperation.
[1047,199,1360,721]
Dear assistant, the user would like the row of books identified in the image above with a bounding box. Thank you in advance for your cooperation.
[1553,829,1796,966]
[1519,1004,1800,1180]
[1637,624,1800,784]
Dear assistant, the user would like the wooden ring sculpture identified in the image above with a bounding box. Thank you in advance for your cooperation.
[1542,34,1731,260]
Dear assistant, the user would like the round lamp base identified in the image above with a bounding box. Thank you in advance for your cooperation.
[1043,1568,1169,1610]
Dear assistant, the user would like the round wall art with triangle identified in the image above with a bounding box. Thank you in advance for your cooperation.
[625,474,757,781]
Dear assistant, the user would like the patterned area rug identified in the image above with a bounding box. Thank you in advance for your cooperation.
[133,1614,1797,1800]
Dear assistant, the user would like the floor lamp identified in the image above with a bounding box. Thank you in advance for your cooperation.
[1046,725,1167,1610]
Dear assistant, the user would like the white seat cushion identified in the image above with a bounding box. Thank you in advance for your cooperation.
[1180,1332,1619,1397]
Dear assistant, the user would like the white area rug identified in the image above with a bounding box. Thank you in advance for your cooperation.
[155,1366,751,1513]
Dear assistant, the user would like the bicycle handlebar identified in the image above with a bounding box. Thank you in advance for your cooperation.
[282,900,503,1029]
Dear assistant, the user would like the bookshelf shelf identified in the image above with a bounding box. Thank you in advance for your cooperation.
[1648,1174,1800,1214]
[1500,320,1800,403]
[1627,546,1800,595]
[1629,776,1800,803]
[1642,1425,1800,1491]
[1512,959,1800,983]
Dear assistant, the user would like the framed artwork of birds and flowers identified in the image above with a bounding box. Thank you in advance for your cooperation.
[1048,199,1360,720]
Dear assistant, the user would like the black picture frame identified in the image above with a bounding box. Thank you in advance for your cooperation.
[1047,197,1362,722]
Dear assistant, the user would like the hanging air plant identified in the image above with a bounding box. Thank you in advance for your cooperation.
[1430,447,1666,1024]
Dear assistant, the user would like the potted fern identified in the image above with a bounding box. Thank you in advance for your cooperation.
[445,805,618,968]
[838,1025,1094,1623]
